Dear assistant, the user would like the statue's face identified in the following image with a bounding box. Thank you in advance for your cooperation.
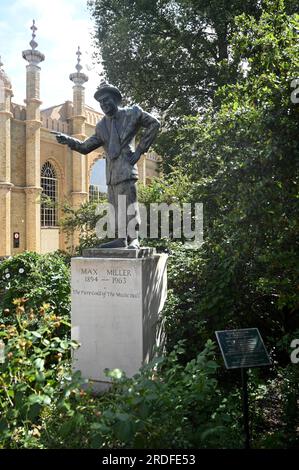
[98,92,118,117]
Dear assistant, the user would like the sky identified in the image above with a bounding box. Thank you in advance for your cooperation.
[0,0,103,109]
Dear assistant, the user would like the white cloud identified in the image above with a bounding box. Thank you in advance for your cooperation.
[2,0,102,109]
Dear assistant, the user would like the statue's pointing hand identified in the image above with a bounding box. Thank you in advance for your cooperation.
[50,131,72,145]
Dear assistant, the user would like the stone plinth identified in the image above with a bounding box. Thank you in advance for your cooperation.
[82,247,156,259]
[71,251,167,391]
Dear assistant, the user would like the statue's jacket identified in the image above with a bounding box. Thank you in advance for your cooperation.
[68,105,160,186]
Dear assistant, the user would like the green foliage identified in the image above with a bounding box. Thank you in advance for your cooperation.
[0,250,296,448]
[0,300,80,448]
[158,244,204,358]
[88,0,263,167]
[248,364,299,448]
[40,341,242,449]
[59,198,107,254]
[0,252,71,319]
[88,0,260,119]
[154,0,299,361]
[0,309,243,449]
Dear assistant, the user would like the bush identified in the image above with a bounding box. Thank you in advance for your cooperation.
[0,299,79,448]
[248,364,299,448]
[0,252,71,320]
[60,198,107,254]
[40,340,243,449]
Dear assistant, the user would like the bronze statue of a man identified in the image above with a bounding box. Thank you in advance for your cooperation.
[55,82,160,249]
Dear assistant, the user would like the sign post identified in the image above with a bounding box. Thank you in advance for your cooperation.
[215,328,271,449]
[241,367,250,449]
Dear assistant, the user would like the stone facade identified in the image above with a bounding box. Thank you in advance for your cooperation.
[0,28,161,257]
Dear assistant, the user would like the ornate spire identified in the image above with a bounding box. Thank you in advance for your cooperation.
[76,46,82,72]
[0,55,12,88]
[22,19,45,65]
[30,19,38,50]
[70,46,88,86]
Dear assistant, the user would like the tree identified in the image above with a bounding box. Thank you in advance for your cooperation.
[88,0,261,124]
[59,198,107,253]
[85,1,299,359]
[165,0,299,357]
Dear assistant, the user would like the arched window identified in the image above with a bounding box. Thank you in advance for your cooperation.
[41,162,58,227]
[89,158,107,201]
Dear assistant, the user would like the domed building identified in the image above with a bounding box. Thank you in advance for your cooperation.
[0,22,161,257]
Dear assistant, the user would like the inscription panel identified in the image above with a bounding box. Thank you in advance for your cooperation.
[215,328,271,369]
[71,258,141,302]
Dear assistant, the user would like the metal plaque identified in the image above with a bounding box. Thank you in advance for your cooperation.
[215,328,271,369]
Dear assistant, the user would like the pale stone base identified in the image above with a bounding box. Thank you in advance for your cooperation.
[71,252,167,391]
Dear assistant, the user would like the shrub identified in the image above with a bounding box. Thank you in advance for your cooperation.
[0,252,71,320]
[41,340,243,449]
[0,299,79,448]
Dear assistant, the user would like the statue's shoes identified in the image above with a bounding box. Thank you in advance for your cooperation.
[128,238,140,250]
[98,238,128,248]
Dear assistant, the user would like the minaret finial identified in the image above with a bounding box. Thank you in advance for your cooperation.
[0,54,12,88]
[22,20,45,65]
[30,19,38,50]
[69,46,88,86]
[76,46,82,73]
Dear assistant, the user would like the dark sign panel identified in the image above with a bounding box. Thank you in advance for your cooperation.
[215,328,271,369]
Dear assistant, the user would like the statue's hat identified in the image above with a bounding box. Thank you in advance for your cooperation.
[94,81,122,104]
